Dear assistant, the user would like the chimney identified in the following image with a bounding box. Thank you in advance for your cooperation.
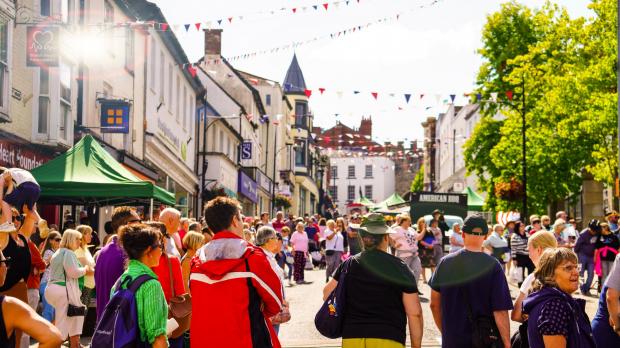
[204,29,223,56]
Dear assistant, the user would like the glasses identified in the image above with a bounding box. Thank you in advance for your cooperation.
[151,242,164,251]
[12,215,22,222]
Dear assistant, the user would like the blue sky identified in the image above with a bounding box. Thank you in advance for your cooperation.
[152,0,592,143]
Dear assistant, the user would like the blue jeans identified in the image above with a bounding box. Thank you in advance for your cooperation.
[39,281,55,322]
[276,253,293,280]
[578,254,595,293]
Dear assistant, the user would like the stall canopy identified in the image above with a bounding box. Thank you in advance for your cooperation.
[371,193,406,211]
[354,196,375,206]
[31,135,175,206]
[462,186,484,212]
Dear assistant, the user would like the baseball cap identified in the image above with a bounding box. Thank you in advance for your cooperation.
[588,219,601,232]
[462,214,488,235]
[352,213,395,235]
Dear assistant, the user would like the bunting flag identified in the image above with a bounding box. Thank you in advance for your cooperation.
[323,3,329,10]
[195,23,201,30]
[304,89,312,98]
[450,94,456,103]
[404,94,411,103]
[319,88,326,95]
[184,24,190,31]
[371,92,378,100]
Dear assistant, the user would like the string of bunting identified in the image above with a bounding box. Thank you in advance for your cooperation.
[223,0,443,61]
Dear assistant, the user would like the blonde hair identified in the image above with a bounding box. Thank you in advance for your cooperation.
[76,225,93,249]
[183,231,205,251]
[528,231,558,250]
[326,219,336,229]
[532,248,578,292]
[416,217,426,232]
[60,229,83,249]
[398,214,411,225]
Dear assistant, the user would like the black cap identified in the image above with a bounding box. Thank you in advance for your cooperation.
[462,214,488,235]
[432,209,443,215]
[588,219,601,232]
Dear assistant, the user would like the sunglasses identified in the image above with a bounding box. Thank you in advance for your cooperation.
[12,215,22,222]
[53,238,61,242]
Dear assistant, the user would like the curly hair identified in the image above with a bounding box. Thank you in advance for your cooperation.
[531,248,578,292]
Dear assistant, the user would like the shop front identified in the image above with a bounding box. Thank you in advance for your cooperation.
[238,171,258,216]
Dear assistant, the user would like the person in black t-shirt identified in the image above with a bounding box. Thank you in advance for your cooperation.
[322,213,423,348]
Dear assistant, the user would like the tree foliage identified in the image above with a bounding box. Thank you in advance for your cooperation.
[411,165,424,192]
[464,0,617,214]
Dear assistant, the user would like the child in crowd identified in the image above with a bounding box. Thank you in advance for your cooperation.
[0,167,48,248]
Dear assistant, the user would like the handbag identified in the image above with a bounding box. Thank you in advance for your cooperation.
[510,266,524,284]
[165,253,192,339]
[314,258,352,338]
[464,288,502,348]
[63,250,86,317]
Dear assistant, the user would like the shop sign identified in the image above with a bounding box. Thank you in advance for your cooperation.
[256,170,272,192]
[26,25,59,67]
[0,139,53,170]
[241,141,252,160]
[238,171,258,203]
[101,100,130,134]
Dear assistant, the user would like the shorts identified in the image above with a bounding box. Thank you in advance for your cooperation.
[3,182,40,211]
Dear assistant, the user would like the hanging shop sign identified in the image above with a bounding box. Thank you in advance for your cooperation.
[101,100,130,134]
[26,25,59,67]
[241,141,252,160]
[256,170,272,192]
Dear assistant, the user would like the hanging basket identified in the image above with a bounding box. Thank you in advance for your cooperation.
[494,178,524,201]
[274,194,292,210]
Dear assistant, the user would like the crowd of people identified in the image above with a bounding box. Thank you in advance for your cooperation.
[1,164,620,347]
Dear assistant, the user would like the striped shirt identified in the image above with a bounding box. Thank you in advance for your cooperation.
[114,260,168,344]
[511,233,529,256]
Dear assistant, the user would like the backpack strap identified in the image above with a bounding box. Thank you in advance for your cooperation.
[127,274,154,293]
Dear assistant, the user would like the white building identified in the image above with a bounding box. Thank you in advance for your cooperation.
[436,104,482,193]
[329,155,395,215]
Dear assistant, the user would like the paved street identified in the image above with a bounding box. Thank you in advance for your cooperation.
[279,268,601,348]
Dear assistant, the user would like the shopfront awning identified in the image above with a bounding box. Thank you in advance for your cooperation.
[31,135,175,206]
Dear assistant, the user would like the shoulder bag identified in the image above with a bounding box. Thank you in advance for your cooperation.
[166,253,192,339]
[63,250,86,317]
[314,258,352,338]
[464,287,502,348]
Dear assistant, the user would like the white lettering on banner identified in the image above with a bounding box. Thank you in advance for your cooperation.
[419,194,447,203]
[157,118,180,150]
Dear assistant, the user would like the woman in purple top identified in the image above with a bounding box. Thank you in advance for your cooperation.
[93,235,127,321]
[523,248,595,348]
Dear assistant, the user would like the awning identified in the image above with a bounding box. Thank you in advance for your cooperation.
[31,135,175,206]
[122,164,155,184]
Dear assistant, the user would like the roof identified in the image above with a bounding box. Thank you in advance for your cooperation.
[116,0,204,95]
[283,54,307,94]
[220,59,267,118]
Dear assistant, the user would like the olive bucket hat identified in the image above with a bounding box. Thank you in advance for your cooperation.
[350,213,395,235]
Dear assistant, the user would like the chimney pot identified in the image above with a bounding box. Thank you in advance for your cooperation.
[204,29,223,56]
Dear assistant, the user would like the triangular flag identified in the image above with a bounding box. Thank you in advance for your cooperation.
[323,3,329,10]
[346,0,350,4]
[187,65,197,78]
[353,91,360,94]
[195,23,201,30]
[336,91,343,99]
[217,19,222,25]
[397,14,400,20]
[450,94,456,103]
[506,91,514,101]
[172,24,181,31]
[404,94,411,103]
[420,94,425,99]
[228,17,233,23]
[371,92,378,100]
[319,88,325,95]
[160,23,169,31]
[313,5,318,10]
[304,89,312,98]
[184,24,190,31]
[292,8,297,13]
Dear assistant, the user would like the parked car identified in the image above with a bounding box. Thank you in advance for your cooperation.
[419,215,464,253]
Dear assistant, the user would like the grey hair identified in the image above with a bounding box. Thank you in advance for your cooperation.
[255,226,277,246]
[531,248,578,292]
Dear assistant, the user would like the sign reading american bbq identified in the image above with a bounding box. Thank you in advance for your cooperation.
[0,139,54,170]
[27,25,59,67]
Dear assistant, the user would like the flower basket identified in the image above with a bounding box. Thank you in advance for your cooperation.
[274,194,292,210]
[494,178,524,201]
[201,185,228,202]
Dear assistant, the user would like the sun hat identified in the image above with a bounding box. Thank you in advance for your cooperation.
[350,213,395,235]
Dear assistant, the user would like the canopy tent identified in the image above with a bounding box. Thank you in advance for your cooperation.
[31,135,175,206]
[374,205,410,216]
[354,196,375,206]
[370,193,406,211]
[462,186,484,212]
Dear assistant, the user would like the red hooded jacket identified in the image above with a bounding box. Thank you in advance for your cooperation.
[190,231,283,347]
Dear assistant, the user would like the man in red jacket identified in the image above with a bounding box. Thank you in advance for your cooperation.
[191,197,283,347]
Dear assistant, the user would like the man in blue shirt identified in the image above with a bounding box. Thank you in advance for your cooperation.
[429,214,512,348]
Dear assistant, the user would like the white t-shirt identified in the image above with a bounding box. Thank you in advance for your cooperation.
[7,168,38,186]
[325,229,344,252]
[389,226,419,256]
[519,273,536,295]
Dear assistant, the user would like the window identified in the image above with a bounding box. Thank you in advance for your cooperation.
[347,165,355,178]
[182,87,187,129]
[365,165,373,178]
[159,52,164,100]
[59,62,72,140]
[168,63,173,113]
[61,0,74,24]
[364,185,373,199]
[295,141,306,166]
[125,27,134,73]
[329,186,338,201]
[38,69,49,134]
[331,166,337,179]
[265,94,271,106]
[0,18,8,115]
[225,136,229,157]
[104,1,113,52]
[189,99,195,135]
[40,0,51,16]
[347,186,355,201]
[295,101,307,127]
[149,38,156,90]
[175,76,180,119]
[219,130,224,153]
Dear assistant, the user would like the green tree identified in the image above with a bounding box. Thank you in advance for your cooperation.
[465,0,617,213]
[411,165,424,192]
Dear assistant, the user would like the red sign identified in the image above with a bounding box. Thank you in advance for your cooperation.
[0,139,53,170]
